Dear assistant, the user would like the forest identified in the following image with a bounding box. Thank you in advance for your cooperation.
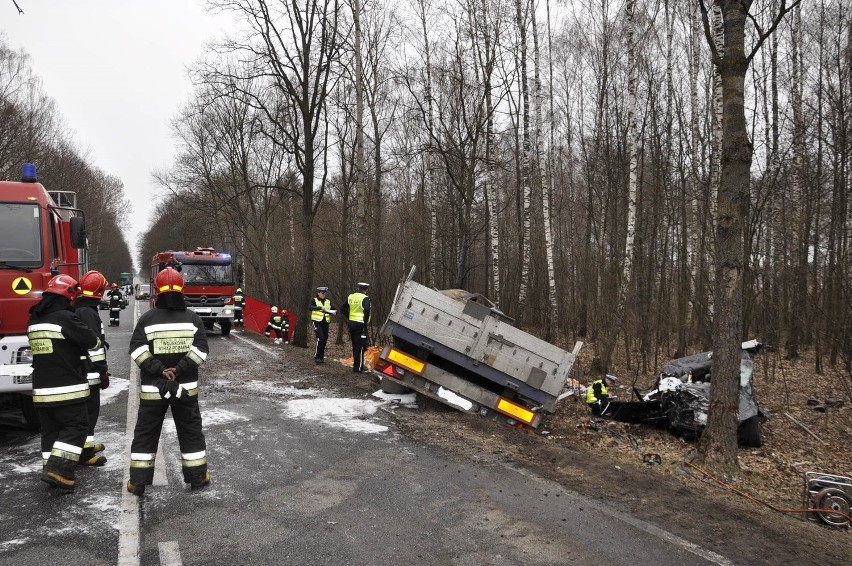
[138,0,849,382]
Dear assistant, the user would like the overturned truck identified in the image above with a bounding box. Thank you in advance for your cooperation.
[372,267,582,430]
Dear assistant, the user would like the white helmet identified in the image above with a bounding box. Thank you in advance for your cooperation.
[271,306,278,313]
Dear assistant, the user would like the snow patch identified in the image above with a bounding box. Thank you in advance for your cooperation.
[100,376,130,405]
[199,407,249,427]
[281,398,388,434]
[371,390,418,409]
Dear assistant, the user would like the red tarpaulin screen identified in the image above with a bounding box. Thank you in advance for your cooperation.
[241,296,296,341]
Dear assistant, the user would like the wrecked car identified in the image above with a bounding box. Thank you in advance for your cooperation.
[597,340,767,447]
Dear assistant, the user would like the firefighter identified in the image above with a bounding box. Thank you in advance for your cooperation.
[586,374,618,415]
[309,286,336,364]
[127,267,211,496]
[265,306,285,344]
[280,309,291,344]
[107,282,123,326]
[26,274,100,491]
[341,282,371,373]
[233,287,245,328]
[74,270,111,466]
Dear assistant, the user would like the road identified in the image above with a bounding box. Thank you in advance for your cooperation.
[1,297,739,565]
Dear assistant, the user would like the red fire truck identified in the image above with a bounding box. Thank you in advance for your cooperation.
[0,164,88,429]
[151,247,236,336]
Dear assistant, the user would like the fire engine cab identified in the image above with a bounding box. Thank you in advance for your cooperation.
[151,247,236,336]
[0,164,88,429]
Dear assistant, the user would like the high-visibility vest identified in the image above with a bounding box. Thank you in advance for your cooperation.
[586,379,608,404]
[311,298,331,322]
[347,292,368,323]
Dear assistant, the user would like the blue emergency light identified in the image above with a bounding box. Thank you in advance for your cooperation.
[21,163,37,182]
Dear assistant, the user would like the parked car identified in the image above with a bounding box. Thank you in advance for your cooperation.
[135,284,150,300]
[99,291,128,310]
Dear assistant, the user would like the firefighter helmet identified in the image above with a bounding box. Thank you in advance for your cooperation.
[271,306,278,313]
[155,267,184,294]
[79,270,108,299]
[45,274,80,300]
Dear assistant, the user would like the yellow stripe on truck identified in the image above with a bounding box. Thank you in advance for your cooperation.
[387,349,426,374]
[496,398,536,425]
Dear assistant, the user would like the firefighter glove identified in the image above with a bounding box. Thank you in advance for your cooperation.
[100,372,110,390]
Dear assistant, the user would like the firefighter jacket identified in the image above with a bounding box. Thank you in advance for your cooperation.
[27,296,100,407]
[342,292,371,323]
[129,305,208,401]
[266,313,284,333]
[74,297,109,386]
[108,289,123,308]
[310,297,332,323]
[586,379,610,405]
[233,291,245,309]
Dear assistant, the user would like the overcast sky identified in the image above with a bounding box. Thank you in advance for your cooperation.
[1,1,235,266]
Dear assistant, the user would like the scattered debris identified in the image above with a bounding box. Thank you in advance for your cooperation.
[643,453,662,466]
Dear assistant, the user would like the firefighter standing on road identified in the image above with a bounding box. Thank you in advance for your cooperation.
[341,282,371,373]
[107,282,123,327]
[74,270,111,466]
[26,274,100,491]
[127,267,211,496]
[309,286,335,364]
[233,287,245,328]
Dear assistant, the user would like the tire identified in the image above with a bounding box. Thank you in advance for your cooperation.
[220,319,232,336]
[738,415,762,448]
[379,377,410,394]
[203,320,214,330]
[19,395,40,431]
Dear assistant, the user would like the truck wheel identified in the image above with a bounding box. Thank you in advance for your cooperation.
[19,395,40,431]
[738,415,762,448]
[220,320,232,336]
[379,377,409,394]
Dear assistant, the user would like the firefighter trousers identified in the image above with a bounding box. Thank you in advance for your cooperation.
[37,401,88,480]
[129,396,207,486]
[313,320,329,361]
[81,385,101,459]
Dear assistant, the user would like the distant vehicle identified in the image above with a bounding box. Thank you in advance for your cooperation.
[151,247,236,336]
[99,290,128,310]
[135,284,150,300]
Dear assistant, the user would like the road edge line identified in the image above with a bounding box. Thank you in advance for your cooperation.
[117,302,141,566]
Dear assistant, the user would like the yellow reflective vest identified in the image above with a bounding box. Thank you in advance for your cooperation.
[311,298,331,322]
[586,379,608,404]
[347,292,369,323]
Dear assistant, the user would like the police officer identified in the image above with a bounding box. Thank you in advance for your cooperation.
[127,267,211,496]
[27,274,100,491]
[308,286,336,364]
[341,282,371,373]
[74,270,111,466]
[233,287,245,328]
[586,374,618,415]
[107,282,123,326]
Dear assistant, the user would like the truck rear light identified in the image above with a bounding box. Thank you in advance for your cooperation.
[386,348,426,375]
[495,397,536,426]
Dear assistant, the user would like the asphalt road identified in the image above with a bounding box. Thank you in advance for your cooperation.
[0,298,735,566]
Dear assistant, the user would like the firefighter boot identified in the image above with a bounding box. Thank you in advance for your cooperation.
[93,443,106,453]
[80,454,107,466]
[126,480,145,496]
[42,470,75,492]
[190,471,212,490]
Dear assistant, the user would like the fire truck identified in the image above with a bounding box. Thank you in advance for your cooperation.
[151,247,236,336]
[0,164,88,429]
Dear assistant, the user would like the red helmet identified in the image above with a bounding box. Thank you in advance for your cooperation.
[79,270,108,299]
[45,274,80,300]
[155,267,184,293]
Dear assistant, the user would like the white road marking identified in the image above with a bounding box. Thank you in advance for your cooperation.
[158,541,183,566]
[118,304,142,566]
[230,330,281,356]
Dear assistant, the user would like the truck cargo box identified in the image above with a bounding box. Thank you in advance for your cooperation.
[376,268,582,428]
